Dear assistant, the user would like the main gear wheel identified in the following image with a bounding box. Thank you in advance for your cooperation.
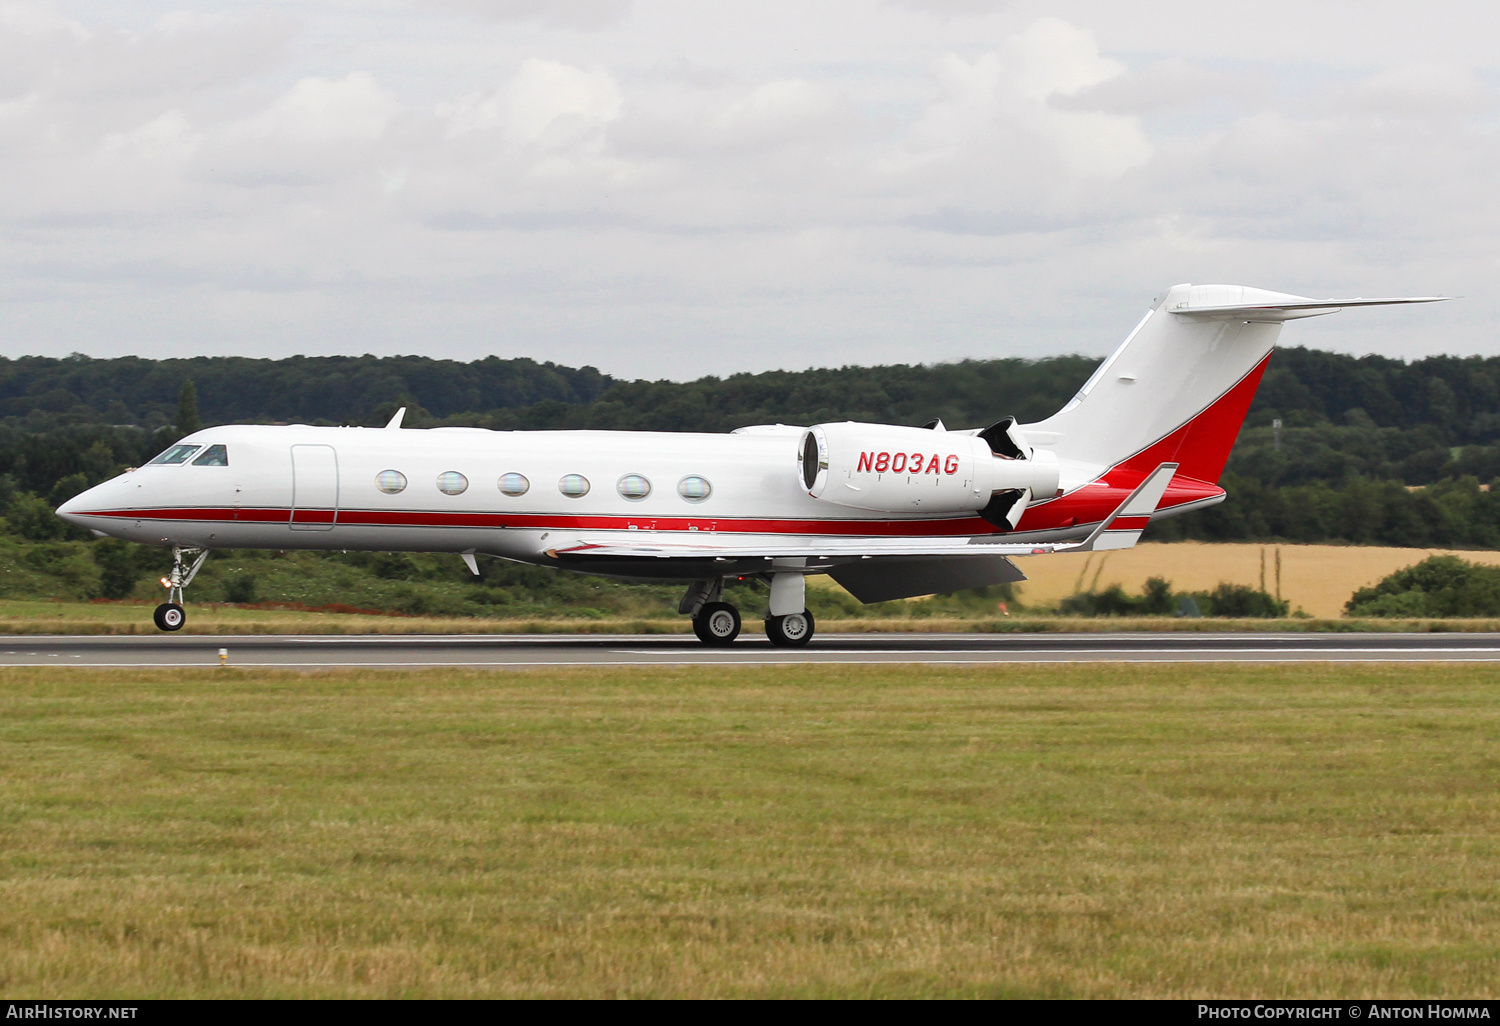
[692,602,741,645]
[765,609,814,647]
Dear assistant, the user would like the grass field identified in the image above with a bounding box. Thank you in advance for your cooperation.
[1,663,1497,998]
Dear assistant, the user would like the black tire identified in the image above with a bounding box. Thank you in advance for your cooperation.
[153,602,186,632]
[692,602,741,645]
[765,609,815,647]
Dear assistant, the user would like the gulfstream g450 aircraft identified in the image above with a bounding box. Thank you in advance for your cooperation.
[58,284,1445,643]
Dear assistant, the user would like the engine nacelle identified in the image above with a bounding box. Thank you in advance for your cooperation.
[798,422,1059,515]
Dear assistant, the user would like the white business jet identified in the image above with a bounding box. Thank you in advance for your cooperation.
[58,284,1444,643]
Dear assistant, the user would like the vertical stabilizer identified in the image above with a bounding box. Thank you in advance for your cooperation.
[1024,285,1445,484]
[1025,284,1284,482]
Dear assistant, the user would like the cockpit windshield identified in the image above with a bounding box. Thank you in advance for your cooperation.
[192,444,228,467]
[148,444,201,465]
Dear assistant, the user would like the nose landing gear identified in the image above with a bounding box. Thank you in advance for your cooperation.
[154,547,208,632]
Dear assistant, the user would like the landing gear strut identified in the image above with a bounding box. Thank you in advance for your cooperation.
[681,571,816,647]
[154,546,208,632]
[764,568,815,647]
[682,578,741,645]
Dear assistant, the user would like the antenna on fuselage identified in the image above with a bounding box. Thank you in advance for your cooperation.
[385,407,407,429]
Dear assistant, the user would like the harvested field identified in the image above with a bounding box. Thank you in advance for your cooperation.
[1011,542,1500,617]
[0,664,1496,998]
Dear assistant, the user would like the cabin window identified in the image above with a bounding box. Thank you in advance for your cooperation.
[617,474,651,500]
[148,444,201,465]
[677,476,712,502]
[437,471,469,496]
[191,444,228,467]
[376,470,407,494]
[499,473,530,497]
[559,474,590,498]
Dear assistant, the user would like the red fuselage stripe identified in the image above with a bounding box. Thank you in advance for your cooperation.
[75,498,1209,537]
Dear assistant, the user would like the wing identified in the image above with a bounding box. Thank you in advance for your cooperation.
[548,463,1179,561]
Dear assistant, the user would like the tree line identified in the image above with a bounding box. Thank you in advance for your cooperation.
[5,345,1500,548]
[7,345,1498,441]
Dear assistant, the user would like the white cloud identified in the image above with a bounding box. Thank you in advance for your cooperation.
[0,0,1492,375]
[428,0,633,29]
[1341,64,1488,117]
[240,73,399,144]
[885,0,1008,15]
[442,59,622,147]
[189,72,401,187]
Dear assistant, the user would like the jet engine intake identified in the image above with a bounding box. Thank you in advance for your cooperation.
[799,422,1058,517]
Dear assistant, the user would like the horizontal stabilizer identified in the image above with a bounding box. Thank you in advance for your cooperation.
[1170,290,1450,322]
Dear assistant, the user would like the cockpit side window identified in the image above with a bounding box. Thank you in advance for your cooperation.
[148,444,201,465]
[192,444,228,467]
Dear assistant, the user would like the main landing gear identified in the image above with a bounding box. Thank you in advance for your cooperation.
[154,546,208,632]
[680,573,816,648]
[693,602,741,645]
[765,609,815,647]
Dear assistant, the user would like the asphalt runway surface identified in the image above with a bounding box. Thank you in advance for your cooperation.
[3,632,1500,668]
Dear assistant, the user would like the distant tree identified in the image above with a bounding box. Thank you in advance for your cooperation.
[1197,583,1288,618]
[5,492,64,541]
[1346,556,1500,617]
[176,379,202,437]
[92,539,141,600]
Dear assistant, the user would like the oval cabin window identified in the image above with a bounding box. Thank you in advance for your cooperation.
[437,471,469,496]
[559,474,590,498]
[677,476,712,502]
[617,474,651,500]
[499,473,530,497]
[376,470,407,494]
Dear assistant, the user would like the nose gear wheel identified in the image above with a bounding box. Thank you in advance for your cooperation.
[153,603,186,631]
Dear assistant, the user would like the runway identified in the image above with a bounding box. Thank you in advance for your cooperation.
[3,632,1500,667]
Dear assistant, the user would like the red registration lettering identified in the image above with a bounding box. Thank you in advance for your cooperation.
[924,454,940,474]
[910,452,923,472]
[892,453,907,473]
[874,452,890,472]
[944,454,959,475]
[857,451,873,472]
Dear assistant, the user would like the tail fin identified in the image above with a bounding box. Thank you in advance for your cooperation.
[1024,284,1447,484]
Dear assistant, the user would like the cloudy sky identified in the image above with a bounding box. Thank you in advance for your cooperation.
[1,0,1494,377]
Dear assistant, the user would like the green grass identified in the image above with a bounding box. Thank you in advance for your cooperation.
[1,664,1498,997]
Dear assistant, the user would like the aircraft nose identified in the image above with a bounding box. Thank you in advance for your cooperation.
[55,484,100,525]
